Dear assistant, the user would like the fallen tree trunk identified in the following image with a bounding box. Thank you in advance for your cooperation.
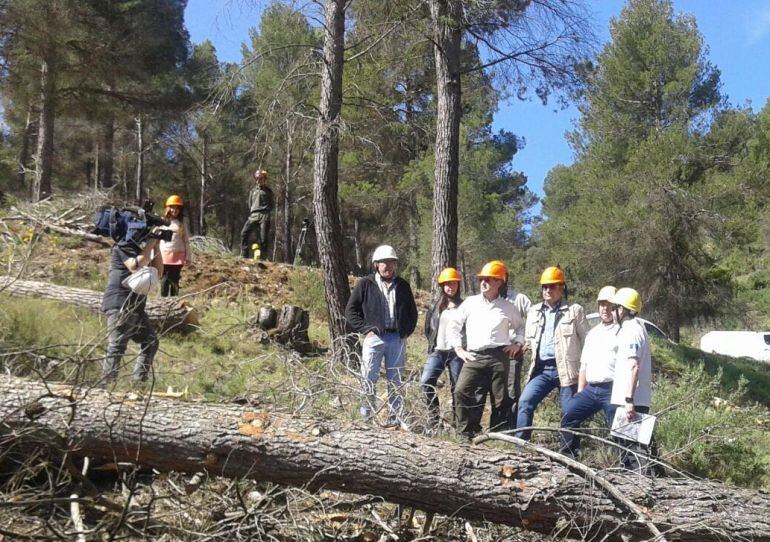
[1,376,767,541]
[0,277,197,332]
[14,208,112,246]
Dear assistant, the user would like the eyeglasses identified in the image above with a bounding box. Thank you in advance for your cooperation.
[542,283,561,290]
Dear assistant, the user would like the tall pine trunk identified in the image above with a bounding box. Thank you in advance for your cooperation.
[283,119,294,263]
[199,136,207,235]
[135,115,144,204]
[99,118,115,189]
[429,0,462,289]
[33,59,55,202]
[312,0,350,347]
[17,104,34,190]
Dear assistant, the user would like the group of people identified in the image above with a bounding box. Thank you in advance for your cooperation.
[345,244,654,469]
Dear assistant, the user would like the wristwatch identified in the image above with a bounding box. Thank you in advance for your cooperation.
[625,396,634,404]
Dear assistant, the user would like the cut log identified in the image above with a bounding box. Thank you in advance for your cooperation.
[0,276,197,332]
[1,375,768,542]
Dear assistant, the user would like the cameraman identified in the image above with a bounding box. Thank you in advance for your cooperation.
[100,232,164,387]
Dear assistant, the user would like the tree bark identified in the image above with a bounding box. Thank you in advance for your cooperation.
[283,118,294,263]
[135,115,144,204]
[1,375,768,542]
[17,104,35,190]
[0,277,197,332]
[429,0,462,290]
[33,58,56,202]
[199,135,207,235]
[99,117,115,189]
[312,0,350,348]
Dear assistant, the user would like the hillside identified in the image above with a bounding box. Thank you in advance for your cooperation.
[1,214,769,540]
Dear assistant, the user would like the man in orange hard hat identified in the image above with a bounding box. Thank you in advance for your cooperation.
[515,266,588,440]
[448,260,525,439]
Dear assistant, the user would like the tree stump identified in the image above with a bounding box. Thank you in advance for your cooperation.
[256,306,277,330]
[252,305,311,353]
[271,305,310,352]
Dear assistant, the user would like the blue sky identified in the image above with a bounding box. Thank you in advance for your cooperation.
[185,0,770,204]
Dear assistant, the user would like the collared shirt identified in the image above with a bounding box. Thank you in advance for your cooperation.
[449,294,524,351]
[506,290,532,345]
[580,321,618,384]
[375,273,397,329]
[538,301,562,360]
[611,318,652,407]
[434,302,459,351]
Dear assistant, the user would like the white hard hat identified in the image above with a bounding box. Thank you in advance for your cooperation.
[372,245,398,263]
[597,285,617,302]
[121,266,159,296]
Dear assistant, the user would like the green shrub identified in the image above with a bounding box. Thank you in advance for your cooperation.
[287,268,327,320]
[653,366,769,488]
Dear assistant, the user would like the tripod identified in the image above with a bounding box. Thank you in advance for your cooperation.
[293,218,310,266]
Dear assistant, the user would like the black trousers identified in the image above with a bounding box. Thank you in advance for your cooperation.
[454,347,510,437]
[240,213,270,259]
[161,264,183,297]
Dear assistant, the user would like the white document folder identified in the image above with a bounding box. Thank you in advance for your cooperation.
[610,408,657,446]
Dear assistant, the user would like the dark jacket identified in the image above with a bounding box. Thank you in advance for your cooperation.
[345,274,418,339]
[248,185,274,214]
[424,296,463,353]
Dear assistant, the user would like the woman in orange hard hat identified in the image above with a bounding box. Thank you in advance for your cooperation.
[420,267,464,432]
[448,260,525,439]
[515,266,588,440]
[158,195,191,297]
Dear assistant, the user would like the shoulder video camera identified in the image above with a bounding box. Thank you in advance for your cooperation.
[93,200,172,245]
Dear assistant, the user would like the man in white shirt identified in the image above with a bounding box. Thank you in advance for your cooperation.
[610,287,654,472]
[449,261,525,439]
[560,286,618,458]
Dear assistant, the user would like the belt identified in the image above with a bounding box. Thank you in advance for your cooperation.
[470,345,506,353]
[384,328,398,333]
[588,381,613,388]
[540,358,557,367]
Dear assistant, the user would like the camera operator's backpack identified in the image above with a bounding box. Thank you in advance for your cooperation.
[93,206,148,244]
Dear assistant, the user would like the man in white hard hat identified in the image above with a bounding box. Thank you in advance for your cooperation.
[559,286,619,458]
[345,245,418,428]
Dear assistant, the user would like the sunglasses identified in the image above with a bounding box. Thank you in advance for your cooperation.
[542,283,561,290]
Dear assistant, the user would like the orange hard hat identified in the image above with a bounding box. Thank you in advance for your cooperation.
[540,266,565,285]
[438,267,462,285]
[165,195,183,207]
[477,260,508,281]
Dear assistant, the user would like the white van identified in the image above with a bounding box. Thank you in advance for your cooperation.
[699,331,770,362]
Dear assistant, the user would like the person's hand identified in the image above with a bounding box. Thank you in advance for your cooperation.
[625,402,636,421]
[456,347,477,363]
[365,330,377,339]
[503,343,521,358]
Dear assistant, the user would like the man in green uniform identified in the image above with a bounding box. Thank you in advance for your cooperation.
[240,170,274,259]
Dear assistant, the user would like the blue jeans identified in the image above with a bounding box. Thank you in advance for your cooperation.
[360,332,406,422]
[102,308,158,385]
[420,350,463,426]
[515,363,576,440]
[559,382,616,456]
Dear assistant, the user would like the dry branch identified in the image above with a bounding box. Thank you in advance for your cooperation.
[0,276,198,332]
[1,375,768,541]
